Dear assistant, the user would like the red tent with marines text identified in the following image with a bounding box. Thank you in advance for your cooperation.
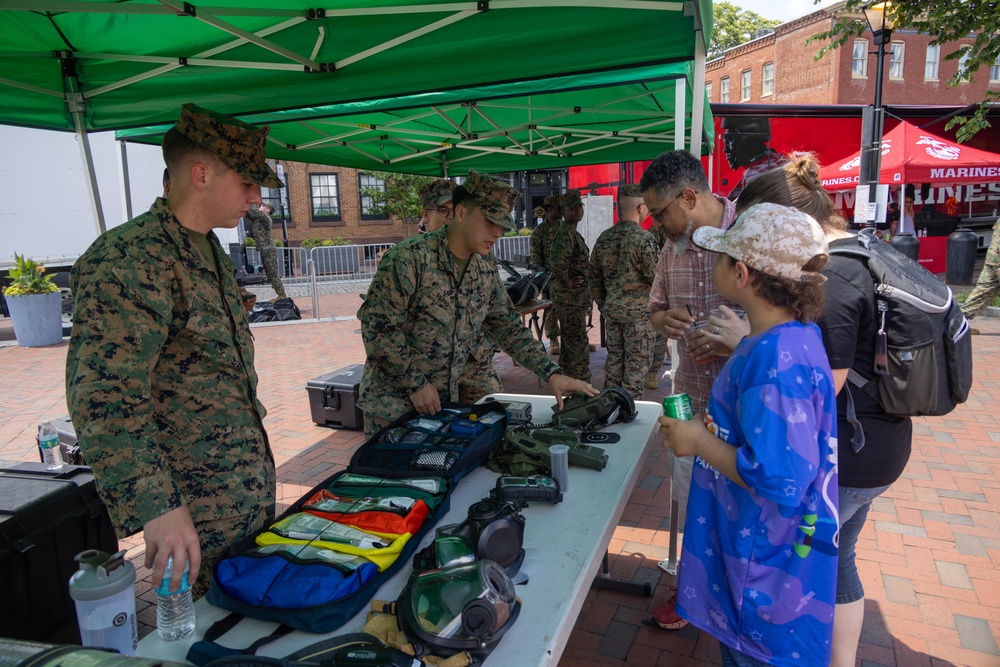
[819,120,1000,192]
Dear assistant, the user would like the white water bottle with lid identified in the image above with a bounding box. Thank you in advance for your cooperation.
[38,420,64,470]
[155,556,196,641]
[69,549,138,655]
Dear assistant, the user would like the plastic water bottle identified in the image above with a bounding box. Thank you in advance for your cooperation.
[155,556,196,641]
[38,420,64,470]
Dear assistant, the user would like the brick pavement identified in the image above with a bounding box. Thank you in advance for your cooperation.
[2,299,999,666]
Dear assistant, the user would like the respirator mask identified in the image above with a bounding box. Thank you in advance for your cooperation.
[413,498,525,576]
[397,560,520,661]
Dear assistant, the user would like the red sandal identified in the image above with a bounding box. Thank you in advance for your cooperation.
[652,592,689,630]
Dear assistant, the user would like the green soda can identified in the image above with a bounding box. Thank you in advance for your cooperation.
[662,393,694,420]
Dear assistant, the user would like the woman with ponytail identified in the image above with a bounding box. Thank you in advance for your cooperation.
[734,155,912,667]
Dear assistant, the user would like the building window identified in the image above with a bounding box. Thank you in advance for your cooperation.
[358,172,387,219]
[925,44,940,80]
[852,40,868,78]
[705,81,712,102]
[260,186,289,222]
[720,77,730,103]
[992,55,1000,82]
[958,46,972,82]
[740,70,751,101]
[762,62,774,96]
[889,42,904,80]
[309,173,341,221]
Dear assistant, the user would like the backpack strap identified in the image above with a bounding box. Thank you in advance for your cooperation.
[186,614,296,666]
[842,383,867,453]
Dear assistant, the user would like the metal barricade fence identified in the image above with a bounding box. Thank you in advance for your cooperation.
[245,246,309,284]
[494,236,531,264]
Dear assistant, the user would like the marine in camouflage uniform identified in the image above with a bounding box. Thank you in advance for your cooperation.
[961,216,1000,321]
[65,103,281,597]
[648,218,672,385]
[416,179,502,402]
[359,170,567,439]
[530,195,563,347]
[589,184,659,400]
[549,190,593,383]
[245,203,287,298]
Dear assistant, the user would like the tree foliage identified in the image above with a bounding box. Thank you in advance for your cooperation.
[711,2,781,57]
[359,170,437,234]
[807,0,1000,142]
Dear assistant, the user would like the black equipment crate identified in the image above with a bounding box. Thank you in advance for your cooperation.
[307,364,364,430]
[0,461,118,642]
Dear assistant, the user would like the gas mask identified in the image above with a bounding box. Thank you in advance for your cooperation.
[397,560,520,662]
[413,499,525,577]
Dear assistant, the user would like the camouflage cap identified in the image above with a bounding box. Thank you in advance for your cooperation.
[419,178,457,209]
[463,169,521,229]
[174,103,283,189]
[693,203,829,283]
[543,194,562,208]
[560,190,583,209]
[618,183,642,199]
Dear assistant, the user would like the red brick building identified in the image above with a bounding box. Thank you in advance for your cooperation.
[258,161,413,247]
[705,3,999,108]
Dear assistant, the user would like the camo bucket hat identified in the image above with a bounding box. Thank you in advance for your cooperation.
[693,203,829,283]
[463,170,521,229]
[419,178,457,209]
[543,194,562,209]
[174,103,283,189]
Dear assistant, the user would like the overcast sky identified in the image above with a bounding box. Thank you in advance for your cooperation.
[731,0,841,23]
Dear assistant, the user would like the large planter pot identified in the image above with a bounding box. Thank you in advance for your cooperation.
[6,291,63,347]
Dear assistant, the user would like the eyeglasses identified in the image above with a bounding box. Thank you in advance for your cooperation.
[648,191,685,222]
[435,206,455,218]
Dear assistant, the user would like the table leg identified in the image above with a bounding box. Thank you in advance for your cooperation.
[593,551,653,596]
[657,499,680,575]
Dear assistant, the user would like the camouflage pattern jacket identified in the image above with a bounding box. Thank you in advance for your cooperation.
[589,220,659,323]
[549,223,592,307]
[65,198,275,537]
[529,220,560,269]
[357,228,559,421]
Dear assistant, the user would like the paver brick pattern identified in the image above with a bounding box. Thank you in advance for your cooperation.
[2,293,999,666]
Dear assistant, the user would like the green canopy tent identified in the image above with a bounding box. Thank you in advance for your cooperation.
[118,61,713,176]
[0,0,713,226]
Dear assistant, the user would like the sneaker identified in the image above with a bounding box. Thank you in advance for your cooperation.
[652,593,689,630]
[645,372,659,389]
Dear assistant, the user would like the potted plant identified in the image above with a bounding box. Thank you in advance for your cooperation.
[304,237,359,274]
[3,253,64,347]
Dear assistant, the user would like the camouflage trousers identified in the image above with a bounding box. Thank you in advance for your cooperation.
[458,350,503,404]
[604,318,654,400]
[248,217,287,298]
[648,331,671,374]
[192,503,274,600]
[552,302,591,382]
[363,413,393,442]
[543,289,560,341]
[961,259,1000,320]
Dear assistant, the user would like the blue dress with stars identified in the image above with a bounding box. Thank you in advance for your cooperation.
[675,321,839,666]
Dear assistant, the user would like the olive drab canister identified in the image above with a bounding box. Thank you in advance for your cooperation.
[68,549,138,656]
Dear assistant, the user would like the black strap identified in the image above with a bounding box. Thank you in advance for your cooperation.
[843,384,866,453]
[203,612,246,642]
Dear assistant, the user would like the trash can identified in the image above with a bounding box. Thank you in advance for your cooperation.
[946,228,978,286]
[889,233,920,263]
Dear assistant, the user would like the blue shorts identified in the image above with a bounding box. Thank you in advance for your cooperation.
[837,484,890,604]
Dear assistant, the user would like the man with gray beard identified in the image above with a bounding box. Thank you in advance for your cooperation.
[640,149,739,631]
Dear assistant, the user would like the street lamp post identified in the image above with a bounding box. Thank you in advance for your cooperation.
[859,2,894,229]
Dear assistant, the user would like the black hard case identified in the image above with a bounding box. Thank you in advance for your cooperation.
[0,462,118,642]
[306,364,365,430]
